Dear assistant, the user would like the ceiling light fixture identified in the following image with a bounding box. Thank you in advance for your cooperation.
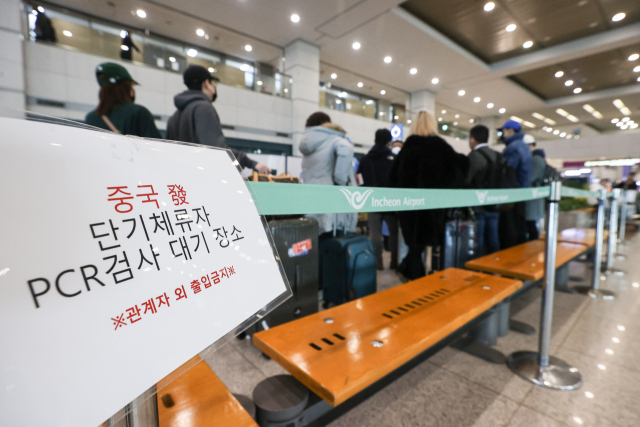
[553,130,560,135]
[556,109,569,117]
[331,73,337,79]
[245,44,253,52]
[617,122,624,127]
[455,114,460,118]
[544,118,556,125]
[560,132,566,137]
[438,117,443,121]
[629,54,639,61]
[208,67,215,73]
[136,9,146,18]
[613,99,625,109]
[120,45,129,51]
[458,90,465,96]
[62,30,72,37]
[431,77,439,84]
[622,117,630,122]
[583,104,595,113]
[380,90,386,95]
[407,119,412,124]
[532,113,545,120]
[612,12,626,22]
[352,42,361,50]
[567,115,580,123]
[339,92,347,98]
[565,80,574,86]
[240,64,250,71]
[257,81,263,86]
[474,97,481,103]
[187,49,198,57]
[499,108,506,114]
[441,110,446,114]
[621,107,632,115]
[546,127,553,132]
[169,57,176,63]
[384,56,392,63]
[37,6,44,12]
[612,118,619,123]
[634,66,640,72]
[631,123,639,129]
[453,122,458,126]
[506,24,516,32]
[357,82,363,87]
[593,111,603,119]
[510,116,523,123]
[555,71,564,78]
[196,29,205,37]
[291,14,300,23]
[410,68,417,74]
[484,2,495,12]
[574,87,582,94]
[523,121,535,128]
[487,103,494,108]
[523,41,533,49]
[470,119,474,123]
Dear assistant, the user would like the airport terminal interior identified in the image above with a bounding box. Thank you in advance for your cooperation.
[2,0,640,426]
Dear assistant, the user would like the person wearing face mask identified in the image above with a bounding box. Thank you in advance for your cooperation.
[167,65,270,173]
[391,140,403,155]
[85,62,161,138]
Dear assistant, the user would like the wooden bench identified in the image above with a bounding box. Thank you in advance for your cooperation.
[253,268,521,407]
[541,227,608,247]
[157,355,257,427]
[464,240,589,282]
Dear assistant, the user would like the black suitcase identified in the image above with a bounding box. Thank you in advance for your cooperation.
[433,212,478,270]
[249,218,319,333]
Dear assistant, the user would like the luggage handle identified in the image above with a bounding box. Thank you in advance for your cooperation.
[348,249,371,301]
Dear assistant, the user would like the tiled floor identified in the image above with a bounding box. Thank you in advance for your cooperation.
[201,233,640,427]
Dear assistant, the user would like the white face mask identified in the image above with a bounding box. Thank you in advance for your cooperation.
[391,147,401,155]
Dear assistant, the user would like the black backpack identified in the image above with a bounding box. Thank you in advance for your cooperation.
[477,149,517,212]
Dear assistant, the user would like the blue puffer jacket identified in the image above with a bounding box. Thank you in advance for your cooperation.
[502,132,532,188]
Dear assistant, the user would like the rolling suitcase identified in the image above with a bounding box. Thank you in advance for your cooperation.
[322,235,377,307]
[433,210,478,270]
[249,218,319,333]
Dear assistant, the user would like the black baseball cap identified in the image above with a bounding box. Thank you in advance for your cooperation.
[183,65,220,88]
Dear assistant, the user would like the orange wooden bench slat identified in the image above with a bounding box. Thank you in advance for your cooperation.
[539,227,608,247]
[253,268,521,407]
[157,355,258,427]
[465,240,588,281]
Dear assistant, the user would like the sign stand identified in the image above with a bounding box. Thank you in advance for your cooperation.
[604,189,625,276]
[506,181,583,390]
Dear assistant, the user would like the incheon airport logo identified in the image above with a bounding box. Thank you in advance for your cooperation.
[340,188,375,210]
[475,190,509,205]
[476,190,488,204]
[532,188,546,198]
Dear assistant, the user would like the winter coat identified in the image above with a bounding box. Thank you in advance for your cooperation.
[387,134,469,247]
[465,145,502,189]
[299,124,358,234]
[166,90,257,170]
[85,102,161,138]
[502,132,532,188]
[525,154,547,221]
[357,144,395,187]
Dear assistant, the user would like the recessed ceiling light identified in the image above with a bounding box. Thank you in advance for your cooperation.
[574,87,582,94]
[441,110,446,114]
[438,117,443,121]
[544,118,556,125]
[120,30,127,38]
[510,116,523,123]
[380,90,386,95]
[257,81,263,86]
[506,24,516,32]
[336,100,342,105]
[487,103,494,108]
[384,56,392,63]
[499,108,506,114]
[407,119,412,123]
[169,56,176,63]
[532,112,545,120]
[431,77,439,84]
[120,45,129,51]
[560,132,566,137]
[469,119,474,123]
[523,41,533,49]
[291,14,300,23]
[631,123,639,129]
[583,104,595,113]
[612,12,626,22]
[394,115,399,120]
[455,114,460,118]
[546,127,553,132]
[187,49,198,57]
[245,44,253,52]
[565,80,574,86]
[37,6,44,12]
[629,54,639,61]
[339,91,347,98]
[474,97,481,103]
[410,68,417,74]
[567,115,580,122]
[453,122,458,126]
[331,73,337,79]
[637,76,640,82]
[208,67,216,73]
[196,29,205,37]
[612,118,619,123]
[484,2,495,12]
[634,66,640,72]
[556,108,569,117]
[613,99,624,108]
[352,42,361,50]
[617,122,624,127]
[357,82,363,88]
[553,130,560,135]
[621,124,629,129]
[555,71,564,78]
[622,117,630,122]
[62,30,72,37]
[136,9,146,18]
[458,90,465,96]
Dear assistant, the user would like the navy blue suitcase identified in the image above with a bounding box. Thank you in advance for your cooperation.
[322,235,377,306]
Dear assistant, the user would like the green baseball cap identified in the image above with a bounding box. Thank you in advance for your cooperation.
[95,62,139,86]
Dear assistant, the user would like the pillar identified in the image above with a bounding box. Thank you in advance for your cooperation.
[476,116,499,146]
[0,0,26,113]
[409,89,435,117]
[284,39,320,156]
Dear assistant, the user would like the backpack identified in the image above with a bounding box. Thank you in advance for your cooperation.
[477,149,517,212]
[540,164,559,186]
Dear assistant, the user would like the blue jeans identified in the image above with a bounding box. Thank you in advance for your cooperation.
[475,211,500,256]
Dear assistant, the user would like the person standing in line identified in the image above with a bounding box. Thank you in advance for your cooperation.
[299,112,358,287]
[358,128,399,270]
[166,65,270,173]
[465,125,501,255]
[524,135,546,240]
[390,140,403,155]
[85,62,161,138]
[387,111,469,280]
[497,119,531,247]
[120,31,140,62]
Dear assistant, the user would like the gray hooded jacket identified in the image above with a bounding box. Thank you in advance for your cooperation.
[166,90,257,170]
[299,124,357,234]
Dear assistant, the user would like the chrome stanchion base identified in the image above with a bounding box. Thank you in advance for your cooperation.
[507,351,582,390]
[573,286,616,300]
[615,254,626,260]
[604,268,625,276]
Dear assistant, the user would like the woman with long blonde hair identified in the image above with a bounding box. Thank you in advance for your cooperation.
[387,110,469,279]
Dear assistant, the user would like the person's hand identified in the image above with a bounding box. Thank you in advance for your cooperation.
[255,163,271,174]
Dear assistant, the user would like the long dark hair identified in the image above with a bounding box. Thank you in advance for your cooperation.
[305,111,331,127]
[96,79,134,116]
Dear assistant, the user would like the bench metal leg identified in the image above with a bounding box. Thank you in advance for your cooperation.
[507,182,582,390]
[452,336,506,365]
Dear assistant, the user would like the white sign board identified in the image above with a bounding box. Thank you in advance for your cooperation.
[0,118,290,427]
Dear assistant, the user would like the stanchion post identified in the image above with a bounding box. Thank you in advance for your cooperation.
[605,189,624,275]
[618,192,627,243]
[507,181,583,390]
[575,189,615,299]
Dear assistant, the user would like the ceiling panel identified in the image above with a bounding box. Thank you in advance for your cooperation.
[400,0,640,63]
[510,42,640,99]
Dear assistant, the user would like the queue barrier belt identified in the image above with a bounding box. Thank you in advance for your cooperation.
[246,182,601,216]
